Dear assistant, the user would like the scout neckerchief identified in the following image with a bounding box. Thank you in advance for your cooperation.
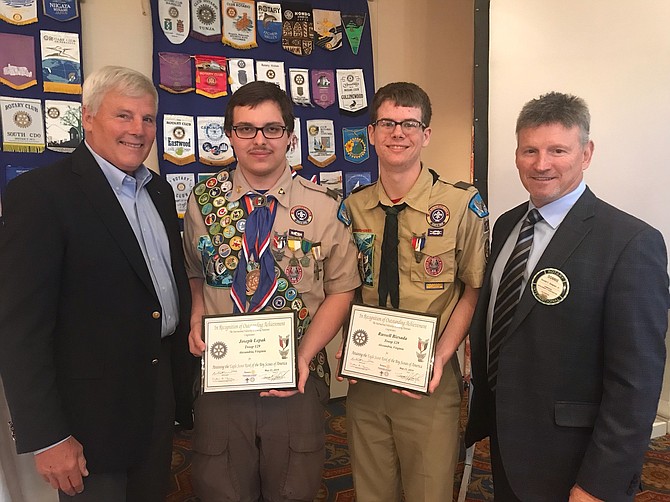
[190,0,221,42]
[256,2,281,43]
[158,0,189,45]
[44,99,82,153]
[222,0,258,49]
[313,9,342,51]
[231,194,278,313]
[42,0,78,22]
[195,55,228,98]
[336,69,367,112]
[40,30,82,94]
[341,13,366,55]
[158,52,194,94]
[0,97,45,153]
[0,33,37,90]
[281,2,314,56]
[0,0,37,25]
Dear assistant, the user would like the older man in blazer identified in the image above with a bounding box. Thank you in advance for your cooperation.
[466,92,669,501]
[0,66,194,501]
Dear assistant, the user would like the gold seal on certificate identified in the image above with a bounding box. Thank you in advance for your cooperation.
[339,304,440,395]
[202,311,298,393]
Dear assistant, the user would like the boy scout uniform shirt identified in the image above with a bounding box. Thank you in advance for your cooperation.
[345,166,488,335]
[183,164,361,384]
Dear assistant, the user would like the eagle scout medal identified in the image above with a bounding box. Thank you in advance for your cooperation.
[227,58,255,93]
[531,268,570,305]
[222,0,258,49]
[427,204,450,228]
[289,68,312,106]
[40,31,81,94]
[257,2,282,43]
[337,69,367,112]
[412,233,426,263]
[163,115,196,165]
[0,34,37,90]
[190,0,221,42]
[158,0,190,45]
[341,13,366,55]
[281,2,314,56]
[256,60,286,91]
[313,9,342,50]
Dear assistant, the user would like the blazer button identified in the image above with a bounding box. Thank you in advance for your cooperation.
[151,358,159,365]
[152,311,161,319]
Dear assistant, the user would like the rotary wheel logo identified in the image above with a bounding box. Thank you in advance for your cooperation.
[294,74,305,85]
[352,329,368,346]
[173,126,186,139]
[210,342,227,359]
[13,111,31,128]
[197,5,215,24]
[47,107,60,119]
[169,6,179,18]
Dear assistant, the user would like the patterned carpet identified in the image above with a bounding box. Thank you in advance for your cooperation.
[167,398,670,501]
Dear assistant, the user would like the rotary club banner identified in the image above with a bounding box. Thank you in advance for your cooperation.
[197,116,234,166]
[158,52,194,94]
[256,60,285,91]
[256,2,281,43]
[158,0,189,45]
[222,0,257,49]
[336,69,367,112]
[227,58,255,93]
[44,99,81,153]
[40,30,82,94]
[286,117,302,170]
[42,0,78,22]
[288,68,311,107]
[311,69,335,109]
[306,119,335,168]
[190,0,221,42]
[163,114,196,165]
[341,13,366,55]
[0,33,37,90]
[342,126,369,164]
[0,97,45,153]
[166,172,195,218]
[195,54,228,98]
[313,9,342,51]
[0,0,37,25]
[281,2,313,56]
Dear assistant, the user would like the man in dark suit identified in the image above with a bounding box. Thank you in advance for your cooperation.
[0,66,194,501]
[466,92,669,501]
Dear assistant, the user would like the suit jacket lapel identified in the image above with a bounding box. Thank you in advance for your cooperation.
[71,145,156,295]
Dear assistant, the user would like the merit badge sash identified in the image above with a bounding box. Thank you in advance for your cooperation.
[197,116,234,166]
[306,119,335,168]
[44,99,81,153]
[286,117,302,170]
[42,0,78,22]
[0,97,45,153]
[158,0,190,44]
[158,52,194,94]
[313,9,342,51]
[256,60,285,91]
[163,114,196,166]
[311,69,335,109]
[190,0,221,42]
[342,127,369,164]
[0,0,37,25]
[166,173,195,218]
[256,2,281,43]
[195,55,228,98]
[319,170,343,197]
[227,58,254,93]
[222,0,257,49]
[341,13,366,55]
[40,30,81,94]
[337,69,367,112]
[281,2,313,56]
[288,68,311,107]
[0,33,37,90]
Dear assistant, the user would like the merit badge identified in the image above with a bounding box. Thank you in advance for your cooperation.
[427,204,450,228]
[208,222,222,236]
[285,287,298,301]
[272,296,286,309]
[225,255,239,270]
[231,208,244,221]
[290,205,313,225]
[277,277,289,292]
[217,170,229,182]
[194,183,207,196]
[218,243,231,258]
[236,219,246,232]
[424,256,443,277]
[223,225,236,238]
[230,235,243,251]
[204,213,217,226]
[213,196,226,208]
[206,177,218,188]
[217,207,229,218]
[212,234,224,246]
[531,268,570,305]
[210,187,221,198]
[298,307,309,320]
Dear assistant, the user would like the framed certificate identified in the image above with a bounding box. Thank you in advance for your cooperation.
[201,311,298,393]
[339,304,440,395]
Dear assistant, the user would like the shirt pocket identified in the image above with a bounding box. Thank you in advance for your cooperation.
[410,236,456,284]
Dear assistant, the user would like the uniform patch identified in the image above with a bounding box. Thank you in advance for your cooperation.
[427,228,443,237]
[468,193,489,218]
[353,232,375,286]
[427,204,450,228]
[285,263,303,284]
[424,255,444,276]
[290,205,313,225]
[424,282,445,290]
[337,200,351,226]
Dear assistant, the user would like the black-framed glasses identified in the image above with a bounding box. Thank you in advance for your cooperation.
[231,124,287,139]
[372,118,426,133]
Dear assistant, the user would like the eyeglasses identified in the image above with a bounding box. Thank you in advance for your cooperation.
[231,124,287,139]
[372,118,426,133]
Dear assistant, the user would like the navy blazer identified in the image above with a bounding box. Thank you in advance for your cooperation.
[0,144,195,472]
[466,188,669,501]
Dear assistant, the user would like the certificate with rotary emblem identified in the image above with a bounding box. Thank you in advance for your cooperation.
[339,304,439,395]
[202,311,298,392]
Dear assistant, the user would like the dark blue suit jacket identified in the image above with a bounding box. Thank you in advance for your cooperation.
[0,144,195,472]
[466,187,669,501]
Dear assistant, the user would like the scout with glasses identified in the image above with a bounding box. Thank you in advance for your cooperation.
[341,82,489,501]
[183,81,360,502]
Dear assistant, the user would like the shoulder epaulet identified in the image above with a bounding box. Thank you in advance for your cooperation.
[428,168,440,186]
[454,181,473,190]
[297,176,342,200]
[350,180,377,195]
[325,188,340,201]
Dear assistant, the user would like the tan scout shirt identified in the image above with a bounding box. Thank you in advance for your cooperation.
[184,164,361,323]
[345,166,488,335]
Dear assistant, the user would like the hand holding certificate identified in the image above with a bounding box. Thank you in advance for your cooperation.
[201,311,298,393]
[339,304,440,395]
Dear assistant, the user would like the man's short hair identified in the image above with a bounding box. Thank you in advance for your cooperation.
[224,81,295,134]
[370,82,432,127]
[516,92,591,145]
[82,66,158,116]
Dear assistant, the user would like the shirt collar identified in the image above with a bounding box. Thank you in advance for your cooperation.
[531,181,586,229]
[363,164,434,213]
[85,140,152,194]
[228,162,294,208]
